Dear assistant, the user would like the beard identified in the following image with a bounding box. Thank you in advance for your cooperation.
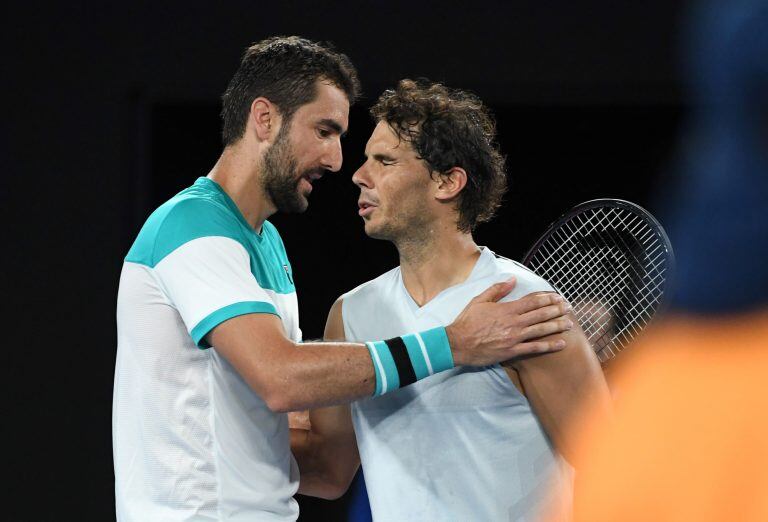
[365,197,432,245]
[261,125,317,214]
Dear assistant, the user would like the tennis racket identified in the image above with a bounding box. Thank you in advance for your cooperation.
[522,199,674,363]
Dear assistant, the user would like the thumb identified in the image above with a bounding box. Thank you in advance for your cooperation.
[471,277,517,304]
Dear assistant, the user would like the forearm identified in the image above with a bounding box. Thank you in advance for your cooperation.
[289,402,360,500]
[211,314,458,411]
[290,427,339,499]
[257,341,376,412]
[290,426,360,499]
[210,287,573,412]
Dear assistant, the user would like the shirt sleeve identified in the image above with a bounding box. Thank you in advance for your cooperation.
[154,235,279,348]
[141,198,279,348]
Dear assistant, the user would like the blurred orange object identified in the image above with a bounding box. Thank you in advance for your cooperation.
[567,311,768,522]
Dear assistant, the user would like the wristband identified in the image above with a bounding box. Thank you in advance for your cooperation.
[365,326,454,396]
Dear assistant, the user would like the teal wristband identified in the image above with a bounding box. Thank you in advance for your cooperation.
[366,326,454,396]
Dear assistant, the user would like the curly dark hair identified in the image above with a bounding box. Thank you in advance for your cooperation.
[370,79,507,232]
[220,36,361,146]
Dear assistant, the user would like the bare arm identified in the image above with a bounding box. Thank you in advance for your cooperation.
[209,312,373,412]
[504,312,612,466]
[208,278,572,412]
[287,290,574,498]
[290,298,360,499]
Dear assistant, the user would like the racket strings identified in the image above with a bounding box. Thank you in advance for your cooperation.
[565,212,662,356]
[554,212,640,357]
[559,210,659,348]
[536,210,638,312]
[526,206,670,360]
[550,216,635,301]
[537,210,649,307]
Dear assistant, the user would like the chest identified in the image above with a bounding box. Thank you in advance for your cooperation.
[345,278,527,415]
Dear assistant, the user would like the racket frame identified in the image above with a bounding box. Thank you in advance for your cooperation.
[522,198,675,361]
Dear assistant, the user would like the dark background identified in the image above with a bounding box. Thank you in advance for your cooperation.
[5,1,689,519]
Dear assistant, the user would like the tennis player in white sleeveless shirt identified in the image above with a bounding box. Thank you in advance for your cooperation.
[342,247,572,521]
[294,80,609,521]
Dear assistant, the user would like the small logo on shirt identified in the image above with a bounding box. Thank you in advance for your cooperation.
[283,264,294,284]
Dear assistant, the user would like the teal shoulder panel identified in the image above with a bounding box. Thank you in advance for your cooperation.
[125,186,296,294]
[250,220,296,294]
[125,195,243,267]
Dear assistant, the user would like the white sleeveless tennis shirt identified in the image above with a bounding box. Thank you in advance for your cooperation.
[342,247,572,521]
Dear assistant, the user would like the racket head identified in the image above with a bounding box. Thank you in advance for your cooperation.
[522,199,675,362]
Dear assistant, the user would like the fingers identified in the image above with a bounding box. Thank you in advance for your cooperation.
[507,291,564,314]
[508,338,566,358]
[519,302,572,326]
[521,317,574,339]
[470,277,517,304]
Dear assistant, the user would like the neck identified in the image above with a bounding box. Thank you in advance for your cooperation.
[397,221,481,307]
[208,144,275,231]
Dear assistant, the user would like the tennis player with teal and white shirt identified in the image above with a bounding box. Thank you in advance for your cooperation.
[112,38,571,522]
[114,178,303,520]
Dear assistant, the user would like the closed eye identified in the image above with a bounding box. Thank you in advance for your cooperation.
[373,153,396,166]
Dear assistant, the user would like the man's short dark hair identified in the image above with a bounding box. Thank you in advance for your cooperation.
[370,79,507,232]
[220,36,361,146]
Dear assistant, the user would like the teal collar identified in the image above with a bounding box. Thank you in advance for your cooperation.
[195,177,265,239]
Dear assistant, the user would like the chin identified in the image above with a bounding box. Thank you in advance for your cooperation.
[277,195,309,214]
[364,221,393,241]
[362,221,379,238]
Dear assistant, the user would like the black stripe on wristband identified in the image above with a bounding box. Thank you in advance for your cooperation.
[385,336,417,387]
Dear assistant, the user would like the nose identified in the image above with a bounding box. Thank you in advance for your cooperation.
[352,161,372,189]
[321,137,343,173]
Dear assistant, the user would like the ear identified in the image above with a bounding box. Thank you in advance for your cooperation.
[248,97,280,142]
[434,167,468,202]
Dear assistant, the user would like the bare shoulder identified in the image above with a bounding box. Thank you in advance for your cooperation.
[508,311,599,373]
[324,296,346,341]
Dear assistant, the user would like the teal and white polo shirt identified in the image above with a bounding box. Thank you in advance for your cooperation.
[113,177,301,521]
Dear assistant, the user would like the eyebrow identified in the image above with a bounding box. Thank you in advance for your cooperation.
[318,118,347,138]
[371,153,396,162]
